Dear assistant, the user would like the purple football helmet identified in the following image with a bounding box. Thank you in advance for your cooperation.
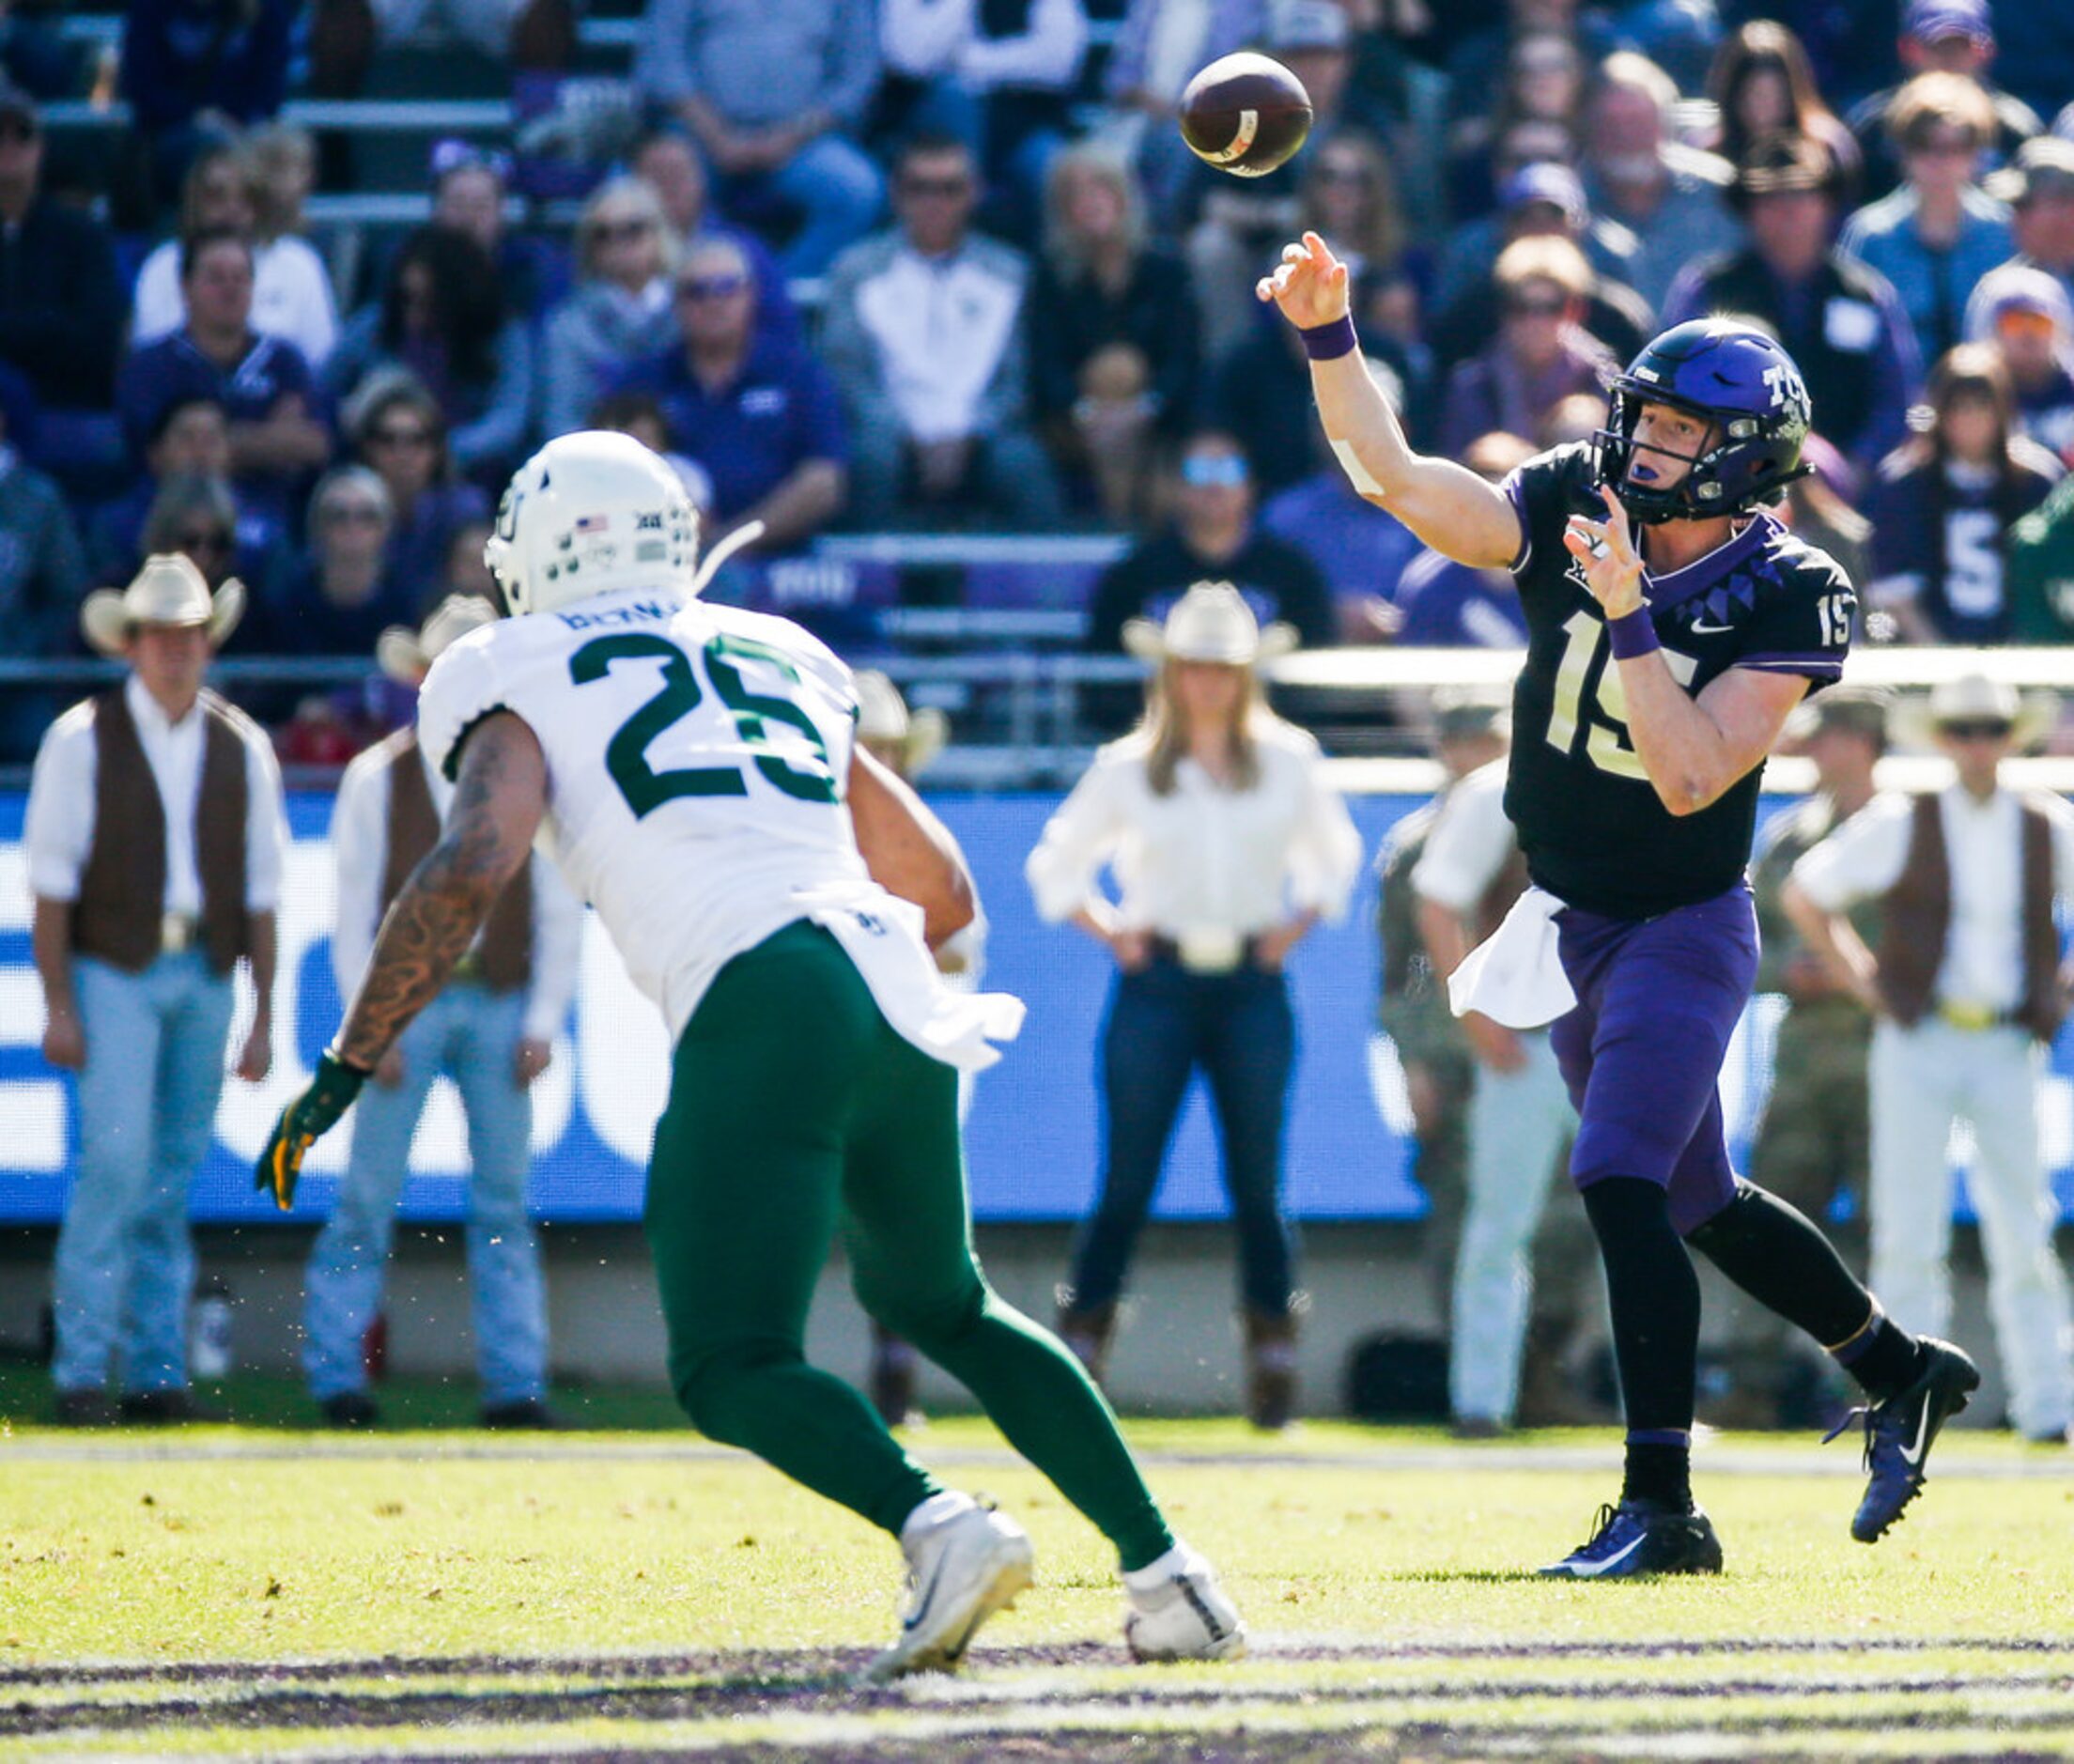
[1595,318,1814,525]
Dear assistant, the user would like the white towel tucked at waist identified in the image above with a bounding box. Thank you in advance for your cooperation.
[1447,886,1577,1029]
[796,883,1027,1072]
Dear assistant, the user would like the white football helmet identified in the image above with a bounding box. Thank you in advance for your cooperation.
[485,431,700,618]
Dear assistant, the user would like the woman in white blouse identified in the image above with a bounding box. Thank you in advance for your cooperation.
[1026,581,1361,1428]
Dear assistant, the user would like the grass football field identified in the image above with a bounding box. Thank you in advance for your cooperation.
[4,1382,2072,1761]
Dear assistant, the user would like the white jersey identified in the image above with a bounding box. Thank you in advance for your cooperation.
[417,584,1023,1068]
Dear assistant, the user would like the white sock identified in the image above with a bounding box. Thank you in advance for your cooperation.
[1122,1540,1199,1594]
[899,1489,977,1547]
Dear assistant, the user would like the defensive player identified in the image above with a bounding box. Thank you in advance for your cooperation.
[1260,231,1979,1575]
[254,432,1244,1675]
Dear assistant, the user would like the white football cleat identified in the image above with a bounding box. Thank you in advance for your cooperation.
[866,1497,1035,1681]
[1122,1540,1246,1662]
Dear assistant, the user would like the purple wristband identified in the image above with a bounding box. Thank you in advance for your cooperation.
[1606,605,1659,660]
[1300,314,1358,362]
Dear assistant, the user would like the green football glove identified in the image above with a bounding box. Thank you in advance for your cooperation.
[255,1049,371,1212]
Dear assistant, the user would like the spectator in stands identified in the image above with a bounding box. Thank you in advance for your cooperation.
[1085,428,1336,658]
[0,83,128,411]
[116,228,332,531]
[132,140,341,370]
[1579,53,1743,316]
[1664,133,1921,487]
[0,3,85,101]
[29,553,283,1426]
[877,0,1087,243]
[245,464,411,655]
[327,224,534,490]
[586,386,718,512]
[303,591,579,1431]
[615,234,847,553]
[1847,0,2041,202]
[2005,461,2074,641]
[344,368,488,611]
[823,133,1058,526]
[539,178,681,442]
[1447,28,1587,224]
[1428,162,1651,375]
[1391,431,1537,647]
[137,476,258,627]
[89,396,278,588]
[1704,19,1860,196]
[636,0,884,279]
[629,129,799,346]
[428,141,568,329]
[1439,236,1618,460]
[1988,137,2074,310]
[1864,343,2062,644]
[1029,581,1362,1429]
[1840,73,2014,369]
[361,0,575,66]
[1098,0,1263,226]
[119,0,295,208]
[1029,142,1199,527]
[0,395,85,756]
[1965,264,2074,464]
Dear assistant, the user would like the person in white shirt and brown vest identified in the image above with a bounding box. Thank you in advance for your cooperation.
[302,595,583,1430]
[27,556,286,1427]
[1026,582,1362,1428]
[1785,671,2074,1446]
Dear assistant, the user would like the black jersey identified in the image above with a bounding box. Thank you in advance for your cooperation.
[1499,443,1854,920]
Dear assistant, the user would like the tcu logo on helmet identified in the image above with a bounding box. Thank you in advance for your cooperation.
[1761,361,1808,416]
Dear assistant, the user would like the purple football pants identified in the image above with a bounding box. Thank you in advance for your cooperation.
[1549,886,1757,1236]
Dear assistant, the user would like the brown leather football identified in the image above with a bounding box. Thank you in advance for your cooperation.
[1178,53,1314,178]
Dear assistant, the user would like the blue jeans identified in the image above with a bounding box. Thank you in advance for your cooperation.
[1069,955,1298,1314]
[52,952,235,1395]
[739,132,885,279]
[302,985,547,1404]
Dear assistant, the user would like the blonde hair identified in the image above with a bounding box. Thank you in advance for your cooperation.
[1042,141,1148,281]
[1494,233,1594,299]
[1886,70,1997,152]
[1138,660,1279,797]
[577,176,679,281]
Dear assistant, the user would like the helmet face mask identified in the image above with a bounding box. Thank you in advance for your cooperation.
[485,431,701,617]
[1593,319,1814,525]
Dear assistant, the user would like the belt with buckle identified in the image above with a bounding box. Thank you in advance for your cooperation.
[1937,1000,2016,1031]
[160,913,198,954]
[1147,933,1263,976]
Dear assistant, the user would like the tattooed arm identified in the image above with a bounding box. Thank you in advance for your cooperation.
[337,711,549,1067]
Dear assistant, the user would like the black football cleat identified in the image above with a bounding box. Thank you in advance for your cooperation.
[1538,1498,1725,1579]
[1831,1337,1980,1543]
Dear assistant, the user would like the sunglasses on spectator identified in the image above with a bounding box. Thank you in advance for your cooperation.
[1908,132,1978,160]
[368,425,435,449]
[0,118,37,145]
[901,175,972,198]
[1181,455,1249,487]
[677,273,749,302]
[593,217,653,242]
[175,528,232,552]
[1939,719,2013,741]
[1998,308,2060,340]
[1506,292,1570,317]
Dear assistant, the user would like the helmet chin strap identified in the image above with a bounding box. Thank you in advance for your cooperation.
[688,519,766,598]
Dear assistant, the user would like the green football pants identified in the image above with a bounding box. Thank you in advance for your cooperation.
[643,920,1174,1570]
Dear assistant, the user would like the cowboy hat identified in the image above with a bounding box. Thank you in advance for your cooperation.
[1894,668,2056,751]
[80,554,244,658]
[854,669,949,776]
[1121,581,1299,667]
[1783,681,1892,748]
[377,594,500,685]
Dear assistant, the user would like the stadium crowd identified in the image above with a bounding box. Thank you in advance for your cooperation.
[11,0,2074,1441]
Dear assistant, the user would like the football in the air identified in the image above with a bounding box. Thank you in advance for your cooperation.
[1178,52,1314,178]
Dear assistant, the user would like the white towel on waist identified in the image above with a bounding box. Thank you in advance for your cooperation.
[1447,886,1576,1029]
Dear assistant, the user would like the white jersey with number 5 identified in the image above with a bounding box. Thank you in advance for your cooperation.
[416,584,1023,1068]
